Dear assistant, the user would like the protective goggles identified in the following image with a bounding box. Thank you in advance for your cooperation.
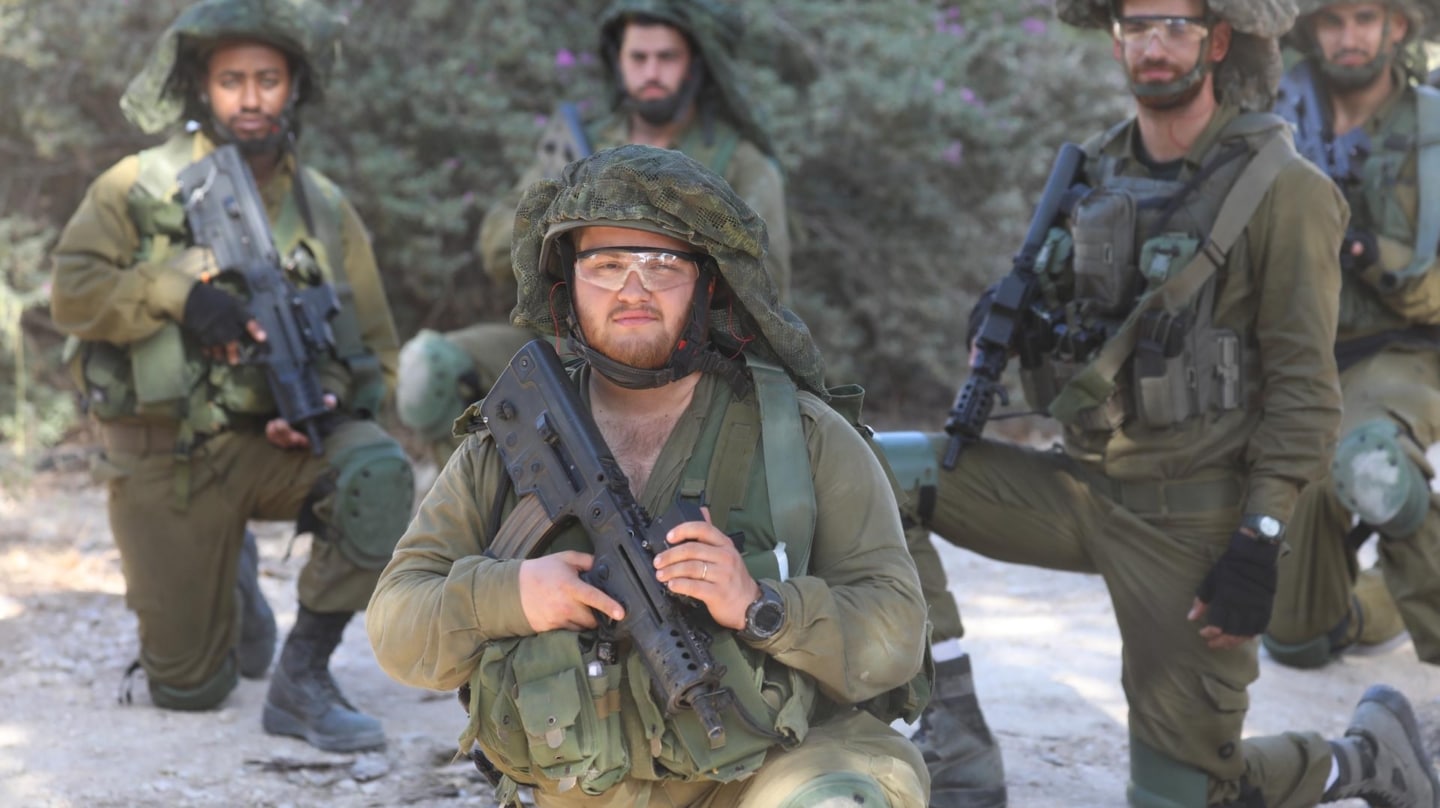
[573,247,704,291]
[1112,15,1211,50]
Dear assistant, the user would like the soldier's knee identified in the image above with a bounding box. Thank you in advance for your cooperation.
[1332,419,1432,539]
[301,426,414,570]
[1128,733,1210,808]
[776,772,891,808]
[396,329,477,442]
[148,654,238,712]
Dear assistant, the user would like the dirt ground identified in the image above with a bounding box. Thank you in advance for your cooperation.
[1,456,1436,808]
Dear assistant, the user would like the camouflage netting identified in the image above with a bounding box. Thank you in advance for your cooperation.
[1056,0,1299,110]
[120,0,343,134]
[599,0,776,157]
[511,144,826,394]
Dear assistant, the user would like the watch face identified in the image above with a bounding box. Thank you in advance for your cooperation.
[753,601,784,634]
[1258,516,1281,538]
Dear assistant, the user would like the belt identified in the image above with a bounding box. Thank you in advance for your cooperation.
[100,421,181,456]
[1070,465,1244,516]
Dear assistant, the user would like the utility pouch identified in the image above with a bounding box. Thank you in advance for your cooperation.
[76,340,138,421]
[466,632,630,794]
[1034,226,1076,310]
[131,323,199,411]
[1133,309,1197,427]
[1071,187,1140,315]
[627,632,807,782]
[1213,332,1242,410]
[1138,233,1200,289]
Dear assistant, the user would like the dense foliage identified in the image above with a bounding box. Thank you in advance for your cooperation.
[0,0,1128,455]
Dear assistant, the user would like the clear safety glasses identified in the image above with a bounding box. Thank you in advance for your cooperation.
[573,247,703,291]
[1112,15,1211,51]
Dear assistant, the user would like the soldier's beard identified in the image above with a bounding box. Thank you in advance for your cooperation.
[579,304,679,370]
[210,113,290,158]
[1318,49,1391,92]
[623,65,704,127]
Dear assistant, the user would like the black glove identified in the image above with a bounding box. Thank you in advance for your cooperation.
[1194,531,1280,637]
[1339,229,1379,274]
[181,282,248,348]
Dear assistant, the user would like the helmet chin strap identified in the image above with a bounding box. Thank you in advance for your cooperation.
[1316,17,1395,91]
[1129,39,1213,108]
[199,75,303,158]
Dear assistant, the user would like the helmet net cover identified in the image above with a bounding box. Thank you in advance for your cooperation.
[121,0,343,134]
[1055,0,1300,110]
[1289,0,1440,79]
[510,144,826,395]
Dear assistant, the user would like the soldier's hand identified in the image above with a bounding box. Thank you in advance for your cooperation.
[518,551,625,633]
[263,394,337,450]
[656,508,758,631]
[1188,529,1280,650]
[1339,229,1379,274]
[181,280,266,364]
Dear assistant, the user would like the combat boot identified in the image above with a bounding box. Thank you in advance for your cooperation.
[262,606,385,752]
[236,530,277,678]
[1322,684,1439,807]
[910,653,1007,807]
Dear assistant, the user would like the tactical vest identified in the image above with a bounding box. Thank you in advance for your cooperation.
[1336,85,1440,333]
[73,133,383,434]
[1020,114,1277,433]
[459,359,919,798]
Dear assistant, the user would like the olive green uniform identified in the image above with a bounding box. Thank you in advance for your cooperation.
[924,105,1349,807]
[1269,73,1440,665]
[369,371,928,807]
[51,130,409,702]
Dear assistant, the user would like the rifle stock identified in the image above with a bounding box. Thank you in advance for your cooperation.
[480,339,731,748]
[177,144,339,454]
[941,142,1086,469]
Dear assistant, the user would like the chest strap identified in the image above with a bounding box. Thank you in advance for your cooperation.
[1049,133,1295,425]
[1395,86,1440,283]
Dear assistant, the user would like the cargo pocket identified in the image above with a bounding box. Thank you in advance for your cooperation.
[1071,187,1140,315]
[468,638,533,782]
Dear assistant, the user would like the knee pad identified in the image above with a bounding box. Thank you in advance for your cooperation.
[1128,734,1209,808]
[396,329,477,441]
[148,654,238,712]
[777,772,889,808]
[1332,419,1431,539]
[1260,632,1334,670]
[314,427,415,569]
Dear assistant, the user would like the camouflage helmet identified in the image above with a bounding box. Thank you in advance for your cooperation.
[510,144,825,395]
[121,0,343,134]
[598,0,776,158]
[1289,0,1440,79]
[1055,0,1299,110]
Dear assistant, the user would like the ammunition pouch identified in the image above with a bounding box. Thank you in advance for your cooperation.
[1071,186,1141,316]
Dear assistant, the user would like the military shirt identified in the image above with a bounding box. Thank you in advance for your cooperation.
[479,111,791,300]
[367,370,925,703]
[1065,104,1346,523]
[51,131,401,405]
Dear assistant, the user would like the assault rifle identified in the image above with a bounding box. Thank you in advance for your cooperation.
[480,339,731,748]
[536,101,592,178]
[1275,60,1372,189]
[941,142,1086,469]
[177,144,340,454]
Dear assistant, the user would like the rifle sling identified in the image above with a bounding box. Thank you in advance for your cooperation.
[1400,86,1440,281]
[1049,134,1294,424]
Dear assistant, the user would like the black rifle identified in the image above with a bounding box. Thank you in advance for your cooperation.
[941,142,1086,470]
[177,144,340,454]
[480,339,731,748]
[1275,60,1372,189]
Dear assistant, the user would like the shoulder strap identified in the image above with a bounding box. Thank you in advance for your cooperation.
[1400,85,1440,280]
[1049,132,1296,425]
[134,134,195,201]
[745,357,817,577]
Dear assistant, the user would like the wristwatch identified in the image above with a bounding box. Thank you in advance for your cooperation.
[1240,513,1285,544]
[738,581,786,643]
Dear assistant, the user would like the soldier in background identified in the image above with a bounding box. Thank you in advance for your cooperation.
[49,0,412,752]
[1263,0,1440,673]
[396,0,790,465]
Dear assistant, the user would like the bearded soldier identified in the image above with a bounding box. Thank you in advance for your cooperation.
[49,0,412,752]
[873,0,1440,805]
[396,0,790,467]
[368,145,929,807]
[1261,0,1440,673]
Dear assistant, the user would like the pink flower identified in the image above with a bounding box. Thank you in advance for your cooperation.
[555,49,576,69]
[1022,17,1047,36]
[942,141,964,166]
